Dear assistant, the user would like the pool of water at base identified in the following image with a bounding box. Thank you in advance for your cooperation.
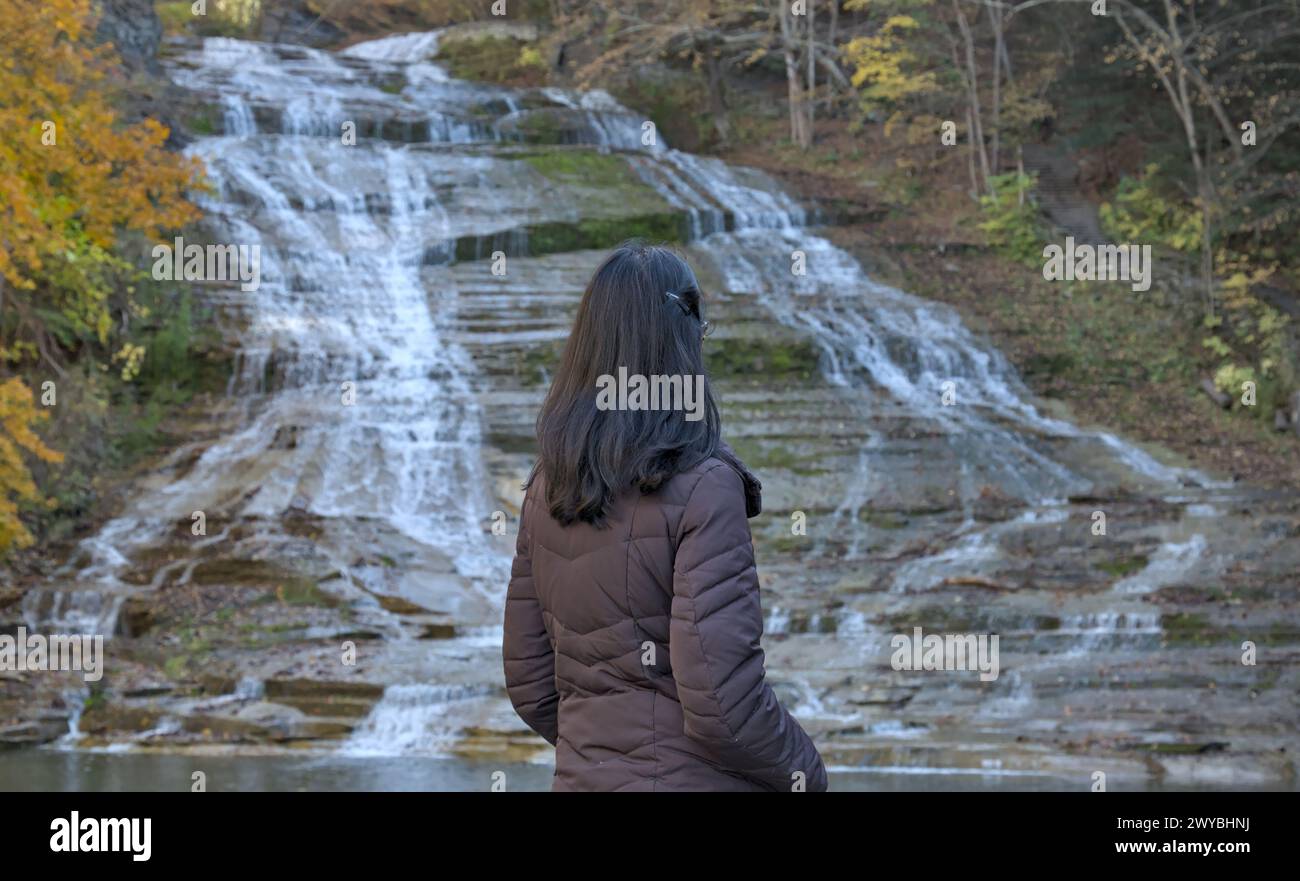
[2,750,1289,792]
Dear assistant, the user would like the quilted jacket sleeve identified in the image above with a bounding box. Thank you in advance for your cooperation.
[669,463,829,792]
[503,489,559,746]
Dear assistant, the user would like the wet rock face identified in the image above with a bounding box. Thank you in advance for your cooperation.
[11,31,1298,789]
[95,0,163,73]
[259,0,345,48]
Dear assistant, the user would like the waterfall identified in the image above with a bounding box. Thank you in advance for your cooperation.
[22,28,1248,763]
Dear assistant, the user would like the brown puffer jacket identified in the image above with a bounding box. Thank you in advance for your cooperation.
[503,455,828,792]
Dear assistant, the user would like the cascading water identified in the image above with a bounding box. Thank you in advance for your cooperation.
[23,28,1287,778]
[27,36,512,641]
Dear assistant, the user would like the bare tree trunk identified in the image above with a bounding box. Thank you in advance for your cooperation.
[990,0,1004,175]
[806,1,816,144]
[779,1,811,148]
[965,106,980,198]
[1017,145,1025,206]
[706,52,731,145]
[952,0,991,194]
[1166,0,1216,310]
[1114,1,1217,308]
[1198,162,1215,313]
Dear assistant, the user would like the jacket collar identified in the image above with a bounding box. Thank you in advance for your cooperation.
[716,441,763,519]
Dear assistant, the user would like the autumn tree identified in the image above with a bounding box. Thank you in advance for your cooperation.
[0,0,202,553]
[556,0,854,150]
[1104,0,1300,307]
[0,378,61,551]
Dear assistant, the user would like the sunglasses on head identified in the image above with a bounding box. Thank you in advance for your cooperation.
[664,289,713,337]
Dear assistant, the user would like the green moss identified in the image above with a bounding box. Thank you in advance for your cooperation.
[516,149,676,215]
[513,338,563,386]
[1139,741,1225,755]
[158,0,258,38]
[522,151,636,187]
[189,559,289,587]
[156,2,197,35]
[163,655,191,679]
[878,166,925,208]
[515,111,563,142]
[728,438,827,476]
[457,212,685,261]
[765,532,812,554]
[275,576,338,608]
[436,37,546,86]
[858,509,910,529]
[1098,554,1149,577]
[453,150,681,256]
[886,608,981,633]
[1160,612,1225,647]
[83,686,107,713]
[264,622,310,634]
[706,336,821,381]
[1154,613,1294,649]
[377,72,406,95]
[184,107,218,136]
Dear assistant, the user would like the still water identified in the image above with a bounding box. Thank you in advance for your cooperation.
[3,750,1278,792]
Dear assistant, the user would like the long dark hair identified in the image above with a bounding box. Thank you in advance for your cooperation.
[528,240,722,527]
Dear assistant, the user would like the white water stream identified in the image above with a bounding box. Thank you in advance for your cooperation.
[23,30,1241,760]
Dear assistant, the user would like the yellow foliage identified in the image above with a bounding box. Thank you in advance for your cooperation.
[842,14,936,127]
[215,0,262,28]
[1099,165,1203,253]
[0,0,203,294]
[518,45,547,70]
[0,0,204,554]
[111,342,147,381]
[0,378,62,552]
